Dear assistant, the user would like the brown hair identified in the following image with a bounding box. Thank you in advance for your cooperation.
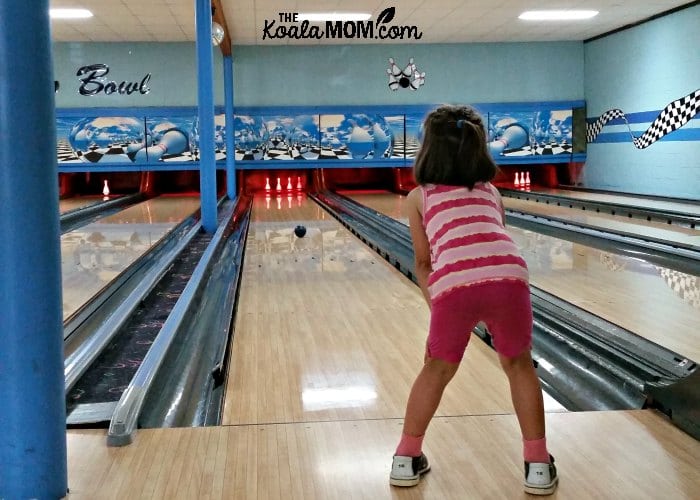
[413,105,497,189]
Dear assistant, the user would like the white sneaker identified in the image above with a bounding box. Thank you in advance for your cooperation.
[389,453,431,487]
[524,454,558,495]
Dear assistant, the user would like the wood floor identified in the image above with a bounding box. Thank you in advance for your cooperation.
[66,410,700,499]
[63,193,700,499]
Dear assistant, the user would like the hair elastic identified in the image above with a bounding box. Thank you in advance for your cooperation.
[456,119,465,129]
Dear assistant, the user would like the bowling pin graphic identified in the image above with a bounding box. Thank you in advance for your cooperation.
[134,129,188,163]
[265,177,271,191]
[296,176,302,191]
[387,57,402,91]
[102,180,110,196]
[287,177,292,191]
[514,172,520,186]
[276,177,282,192]
[525,171,531,185]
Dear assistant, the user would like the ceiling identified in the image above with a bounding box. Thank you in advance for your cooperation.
[49,0,692,44]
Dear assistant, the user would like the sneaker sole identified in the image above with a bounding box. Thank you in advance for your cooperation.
[524,476,559,496]
[389,465,431,487]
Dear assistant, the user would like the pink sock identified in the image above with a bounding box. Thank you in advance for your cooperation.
[523,437,550,463]
[395,433,424,457]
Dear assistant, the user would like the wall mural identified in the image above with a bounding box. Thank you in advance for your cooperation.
[57,115,225,164]
[488,109,574,158]
[386,57,425,91]
[587,88,700,148]
[56,103,584,167]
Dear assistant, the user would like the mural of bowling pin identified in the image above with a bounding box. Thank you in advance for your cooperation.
[135,129,188,162]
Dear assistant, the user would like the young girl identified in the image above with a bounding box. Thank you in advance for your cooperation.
[389,105,558,495]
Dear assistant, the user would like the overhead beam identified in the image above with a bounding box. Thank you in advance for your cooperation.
[212,0,232,56]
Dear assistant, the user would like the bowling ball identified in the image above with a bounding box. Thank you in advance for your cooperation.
[294,225,307,238]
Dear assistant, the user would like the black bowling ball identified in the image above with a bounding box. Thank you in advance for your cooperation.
[294,225,307,238]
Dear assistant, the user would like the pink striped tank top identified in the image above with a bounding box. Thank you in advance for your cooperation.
[422,183,529,302]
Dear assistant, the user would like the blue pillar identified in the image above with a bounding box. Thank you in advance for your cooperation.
[0,1,68,498]
[223,55,237,200]
[195,0,218,233]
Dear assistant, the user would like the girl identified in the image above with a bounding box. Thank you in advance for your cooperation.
[390,105,558,495]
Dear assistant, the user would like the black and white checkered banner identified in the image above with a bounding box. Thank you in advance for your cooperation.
[587,88,700,148]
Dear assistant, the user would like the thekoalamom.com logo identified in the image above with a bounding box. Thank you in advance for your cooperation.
[262,7,423,41]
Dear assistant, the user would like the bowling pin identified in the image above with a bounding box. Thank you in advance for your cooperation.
[102,180,110,196]
[287,177,292,191]
[401,58,414,79]
[276,177,282,192]
[265,177,271,191]
[525,171,531,185]
[387,68,399,91]
[388,57,402,77]
[514,172,520,186]
[296,176,302,191]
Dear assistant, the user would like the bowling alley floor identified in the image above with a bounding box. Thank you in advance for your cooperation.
[65,409,699,499]
[63,194,700,499]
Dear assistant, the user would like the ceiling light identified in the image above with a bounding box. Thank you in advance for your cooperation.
[519,10,599,21]
[298,12,372,22]
[50,8,93,19]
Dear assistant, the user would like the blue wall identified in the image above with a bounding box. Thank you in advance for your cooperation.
[53,42,225,107]
[232,42,584,106]
[584,5,700,199]
[53,41,584,108]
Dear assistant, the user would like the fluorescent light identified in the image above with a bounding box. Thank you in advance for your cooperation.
[50,8,93,19]
[519,10,599,21]
[298,12,372,22]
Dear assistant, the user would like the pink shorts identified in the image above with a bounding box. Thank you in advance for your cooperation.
[427,280,533,363]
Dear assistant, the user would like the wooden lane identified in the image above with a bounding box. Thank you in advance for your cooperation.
[514,229,700,362]
[503,197,700,249]
[65,409,700,498]
[354,191,700,362]
[61,195,200,320]
[342,190,410,224]
[346,191,699,248]
[59,196,106,214]
[538,188,700,215]
[222,194,563,426]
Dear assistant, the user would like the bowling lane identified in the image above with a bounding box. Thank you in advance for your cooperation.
[222,194,564,426]
[61,195,200,320]
[343,190,410,223]
[59,196,109,214]
[537,187,700,215]
[355,192,700,362]
[503,197,700,249]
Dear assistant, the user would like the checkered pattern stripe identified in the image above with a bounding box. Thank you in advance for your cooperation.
[657,267,700,309]
[586,109,627,143]
[587,89,700,148]
[632,89,700,149]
